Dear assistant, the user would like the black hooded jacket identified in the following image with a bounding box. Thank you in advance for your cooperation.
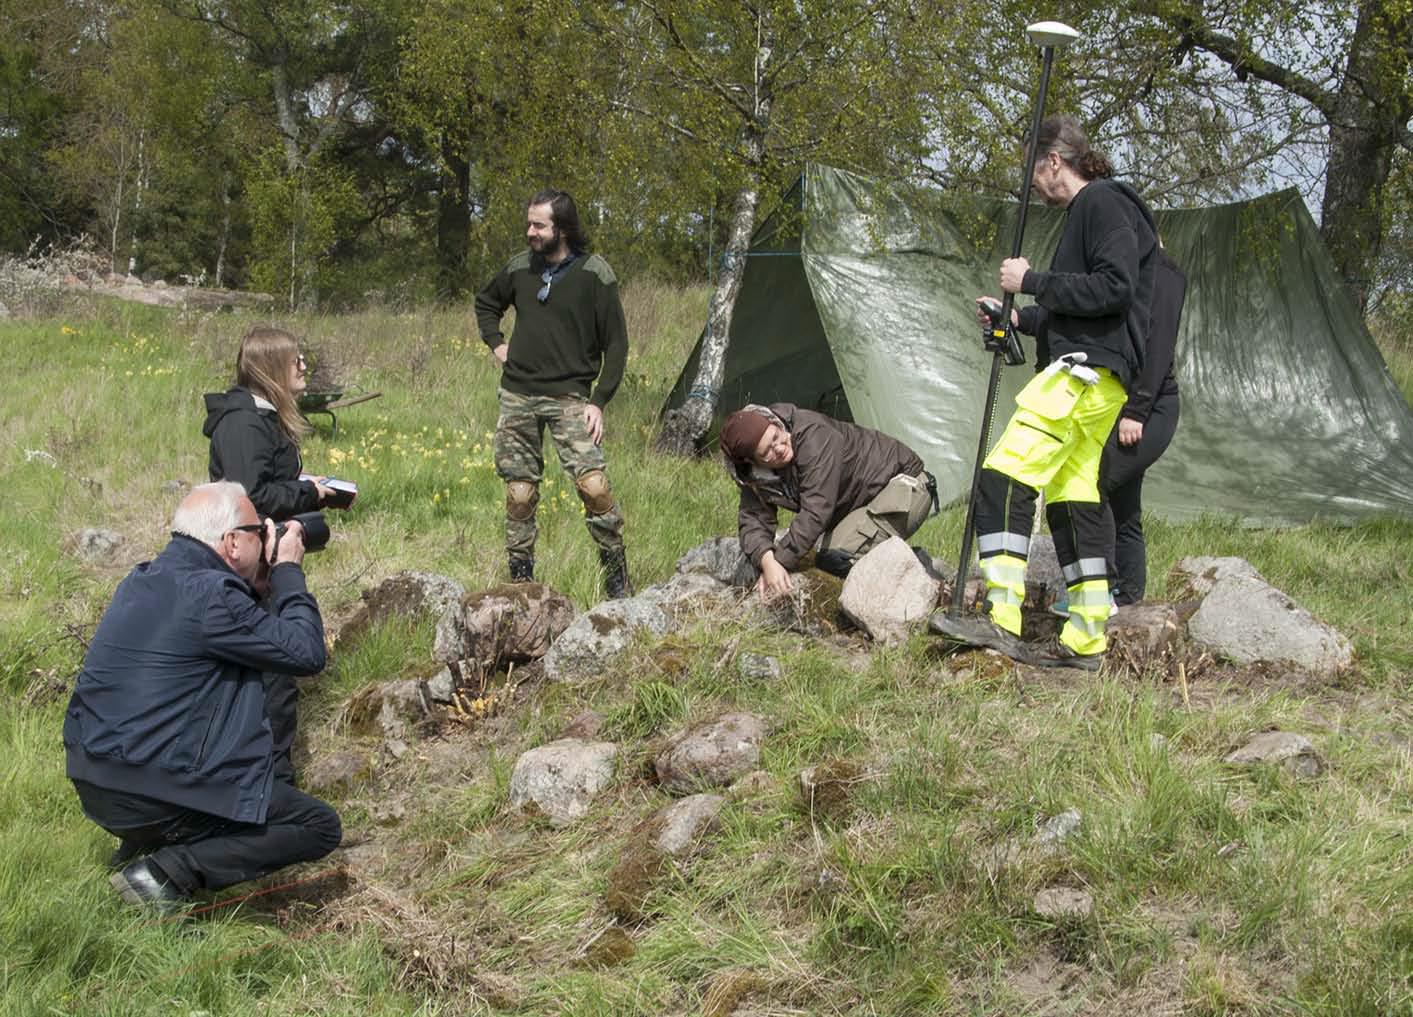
[1017,178,1159,389]
[203,387,319,520]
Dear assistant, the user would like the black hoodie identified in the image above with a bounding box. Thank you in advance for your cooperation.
[202,386,319,520]
[1017,178,1159,389]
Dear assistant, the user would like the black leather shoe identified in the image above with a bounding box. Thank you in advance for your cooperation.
[814,548,856,578]
[110,858,189,913]
[508,556,535,583]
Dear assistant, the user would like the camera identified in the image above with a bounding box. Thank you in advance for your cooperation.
[272,511,330,561]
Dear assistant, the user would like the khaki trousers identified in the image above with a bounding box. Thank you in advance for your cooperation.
[819,471,933,559]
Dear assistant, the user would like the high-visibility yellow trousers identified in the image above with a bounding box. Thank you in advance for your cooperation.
[978,365,1126,654]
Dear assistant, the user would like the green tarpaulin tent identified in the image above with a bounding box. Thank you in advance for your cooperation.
[665,163,1413,525]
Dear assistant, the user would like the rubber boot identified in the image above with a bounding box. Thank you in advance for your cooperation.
[600,548,632,599]
[509,555,535,583]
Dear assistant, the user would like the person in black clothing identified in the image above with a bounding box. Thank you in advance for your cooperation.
[1101,248,1185,605]
[65,482,340,911]
[204,326,335,518]
[202,326,344,783]
[932,114,1158,670]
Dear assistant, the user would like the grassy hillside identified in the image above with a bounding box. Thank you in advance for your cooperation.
[1,286,1410,1016]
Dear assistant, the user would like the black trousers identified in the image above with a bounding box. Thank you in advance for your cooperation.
[1099,394,1180,605]
[975,468,1115,577]
[74,779,341,895]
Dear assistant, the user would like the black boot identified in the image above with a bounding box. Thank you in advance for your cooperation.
[600,548,631,599]
[509,555,535,583]
[814,548,856,578]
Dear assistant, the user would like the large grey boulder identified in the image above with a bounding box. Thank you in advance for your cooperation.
[655,713,767,794]
[434,582,576,667]
[1186,574,1353,675]
[636,571,738,614]
[542,597,669,681]
[675,537,755,587]
[509,738,618,826]
[839,536,940,643]
[1169,556,1266,600]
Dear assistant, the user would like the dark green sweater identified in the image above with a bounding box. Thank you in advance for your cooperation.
[474,250,629,408]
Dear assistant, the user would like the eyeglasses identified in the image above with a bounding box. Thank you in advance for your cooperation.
[537,269,555,304]
[228,522,267,548]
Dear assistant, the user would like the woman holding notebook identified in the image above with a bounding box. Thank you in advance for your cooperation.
[202,325,353,783]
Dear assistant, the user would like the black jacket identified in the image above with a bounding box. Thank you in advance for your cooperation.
[1018,178,1158,389]
[203,387,319,520]
[1122,249,1184,422]
[64,535,326,825]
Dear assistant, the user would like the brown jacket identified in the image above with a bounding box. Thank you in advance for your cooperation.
[730,404,924,570]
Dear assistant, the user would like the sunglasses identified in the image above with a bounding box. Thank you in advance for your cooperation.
[537,269,555,304]
[228,522,268,549]
[295,353,308,371]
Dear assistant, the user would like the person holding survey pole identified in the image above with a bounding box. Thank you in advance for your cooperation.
[932,111,1158,671]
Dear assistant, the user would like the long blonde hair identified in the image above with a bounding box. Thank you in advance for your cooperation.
[235,326,310,443]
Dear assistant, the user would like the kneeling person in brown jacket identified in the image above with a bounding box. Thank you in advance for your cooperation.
[721,404,936,598]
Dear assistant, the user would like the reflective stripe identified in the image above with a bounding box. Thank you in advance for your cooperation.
[1065,611,1106,637]
[984,562,1027,585]
[988,587,1024,607]
[1067,587,1113,608]
[978,532,1031,557]
[1062,558,1109,584]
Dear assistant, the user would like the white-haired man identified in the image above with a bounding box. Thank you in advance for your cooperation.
[63,481,340,910]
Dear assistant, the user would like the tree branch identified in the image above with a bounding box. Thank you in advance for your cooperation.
[637,0,758,122]
[1150,7,1336,117]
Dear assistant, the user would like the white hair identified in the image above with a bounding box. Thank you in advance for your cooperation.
[172,481,249,545]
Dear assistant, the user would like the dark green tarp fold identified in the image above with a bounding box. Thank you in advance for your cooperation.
[666,163,1413,525]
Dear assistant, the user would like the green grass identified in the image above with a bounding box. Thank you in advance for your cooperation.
[1,288,1411,1015]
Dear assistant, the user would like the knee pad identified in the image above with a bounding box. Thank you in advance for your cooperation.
[505,480,539,521]
[575,469,616,515]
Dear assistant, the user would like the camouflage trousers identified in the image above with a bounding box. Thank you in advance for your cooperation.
[493,387,625,557]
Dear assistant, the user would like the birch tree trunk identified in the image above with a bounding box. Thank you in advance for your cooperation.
[655,19,773,456]
[655,169,761,455]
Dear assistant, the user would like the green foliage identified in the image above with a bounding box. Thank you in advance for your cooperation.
[245,150,368,308]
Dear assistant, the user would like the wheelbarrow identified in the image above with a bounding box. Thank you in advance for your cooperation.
[298,387,382,438]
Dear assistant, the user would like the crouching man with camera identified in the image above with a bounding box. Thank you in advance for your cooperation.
[64,481,340,911]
